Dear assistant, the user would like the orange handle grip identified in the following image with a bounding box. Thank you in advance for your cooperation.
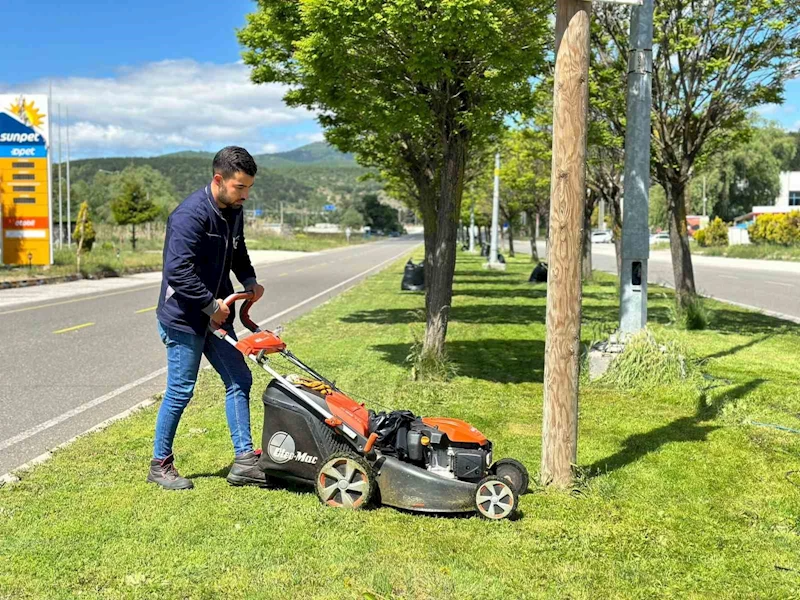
[364,432,378,453]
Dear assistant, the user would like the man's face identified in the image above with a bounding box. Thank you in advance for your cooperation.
[214,171,255,209]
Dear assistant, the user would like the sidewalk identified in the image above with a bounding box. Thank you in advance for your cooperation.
[521,240,800,273]
[0,250,311,311]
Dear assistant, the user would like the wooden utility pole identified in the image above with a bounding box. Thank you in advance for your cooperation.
[541,0,591,488]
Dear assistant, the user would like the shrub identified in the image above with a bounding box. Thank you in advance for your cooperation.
[696,217,728,247]
[749,211,800,245]
[72,202,96,252]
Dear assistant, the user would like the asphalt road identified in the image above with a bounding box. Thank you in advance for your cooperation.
[512,240,800,322]
[0,236,420,477]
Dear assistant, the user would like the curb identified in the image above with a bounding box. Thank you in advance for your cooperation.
[0,397,159,487]
[0,266,161,290]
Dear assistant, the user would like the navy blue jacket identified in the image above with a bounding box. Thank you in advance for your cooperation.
[156,186,257,335]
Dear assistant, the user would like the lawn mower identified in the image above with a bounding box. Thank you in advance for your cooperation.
[210,291,529,520]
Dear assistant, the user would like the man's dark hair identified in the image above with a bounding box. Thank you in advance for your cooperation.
[212,146,257,179]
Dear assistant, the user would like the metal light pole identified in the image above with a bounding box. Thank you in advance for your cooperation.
[619,0,654,334]
[702,175,707,217]
[57,104,63,249]
[468,200,476,252]
[486,152,503,269]
[66,106,71,247]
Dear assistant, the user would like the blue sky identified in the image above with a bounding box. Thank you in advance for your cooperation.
[0,1,797,159]
[0,0,322,159]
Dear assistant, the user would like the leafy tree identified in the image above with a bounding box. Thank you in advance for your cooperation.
[360,194,401,233]
[111,177,160,250]
[497,127,551,261]
[788,132,800,172]
[695,123,797,220]
[239,0,551,360]
[594,1,800,307]
[340,206,365,231]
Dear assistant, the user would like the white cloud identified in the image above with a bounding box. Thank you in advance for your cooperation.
[293,132,326,143]
[0,60,322,158]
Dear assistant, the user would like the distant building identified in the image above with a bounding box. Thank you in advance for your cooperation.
[734,171,800,225]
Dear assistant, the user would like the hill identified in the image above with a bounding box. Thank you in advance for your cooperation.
[53,143,379,223]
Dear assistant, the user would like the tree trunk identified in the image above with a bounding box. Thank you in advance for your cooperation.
[526,210,540,262]
[419,135,468,360]
[131,223,137,251]
[507,217,515,258]
[666,181,697,306]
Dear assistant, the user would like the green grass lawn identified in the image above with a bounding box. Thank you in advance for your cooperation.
[1,254,799,599]
[245,231,375,252]
[690,243,800,262]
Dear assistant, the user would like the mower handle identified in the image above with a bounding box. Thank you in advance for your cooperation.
[208,290,261,337]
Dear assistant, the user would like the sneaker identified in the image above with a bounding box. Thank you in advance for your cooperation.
[146,454,194,490]
[226,449,270,487]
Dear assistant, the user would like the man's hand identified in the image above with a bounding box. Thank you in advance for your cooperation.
[246,283,265,303]
[210,299,231,325]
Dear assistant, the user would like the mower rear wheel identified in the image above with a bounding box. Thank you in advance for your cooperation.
[474,476,518,520]
[315,453,375,510]
[490,458,529,494]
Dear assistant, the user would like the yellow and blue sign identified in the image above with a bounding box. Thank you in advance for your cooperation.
[0,94,52,266]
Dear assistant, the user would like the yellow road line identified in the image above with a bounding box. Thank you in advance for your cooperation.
[0,284,160,316]
[54,322,95,334]
[135,305,157,314]
[278,273,288,277]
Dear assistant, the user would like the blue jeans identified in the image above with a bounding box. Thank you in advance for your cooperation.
[154,321,254,460]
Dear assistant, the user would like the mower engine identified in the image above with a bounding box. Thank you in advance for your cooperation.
[370,412,493,483]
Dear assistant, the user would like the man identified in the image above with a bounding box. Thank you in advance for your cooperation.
[149,146,266,490]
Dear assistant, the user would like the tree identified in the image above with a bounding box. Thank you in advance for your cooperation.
[72,201,96,253]
[239,0,551,361]
[74,201,95,274]
[360,194,401,233]
[340,206,365,232]
[789,132,800,172]
[696,123,797,220]
[586,27,626,277]
[594,1,800,306]
[497,127,551,261]
[111,177,160,250]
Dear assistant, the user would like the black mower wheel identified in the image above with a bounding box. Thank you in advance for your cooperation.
[474,476,518,521]
[315,452,375,510]
[490,458,530,495]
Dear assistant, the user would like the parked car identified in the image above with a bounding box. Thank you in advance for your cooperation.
[649,232,671,245]
[590,230,613,244]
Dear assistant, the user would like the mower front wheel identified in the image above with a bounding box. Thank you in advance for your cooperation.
[474,476,518,520]
[315,453,375,510]
[489,458,529,495]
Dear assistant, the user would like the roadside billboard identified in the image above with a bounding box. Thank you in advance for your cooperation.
[0,94,52,265]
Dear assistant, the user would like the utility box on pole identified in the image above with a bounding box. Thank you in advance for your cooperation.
[619,0,654,334]
[542,0,591,488]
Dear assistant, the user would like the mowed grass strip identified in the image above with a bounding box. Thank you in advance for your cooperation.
[1,253,799,599]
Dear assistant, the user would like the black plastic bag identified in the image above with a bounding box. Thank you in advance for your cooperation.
[368,409,417,458]
[529,262,548,283]
[401,259,425,291]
